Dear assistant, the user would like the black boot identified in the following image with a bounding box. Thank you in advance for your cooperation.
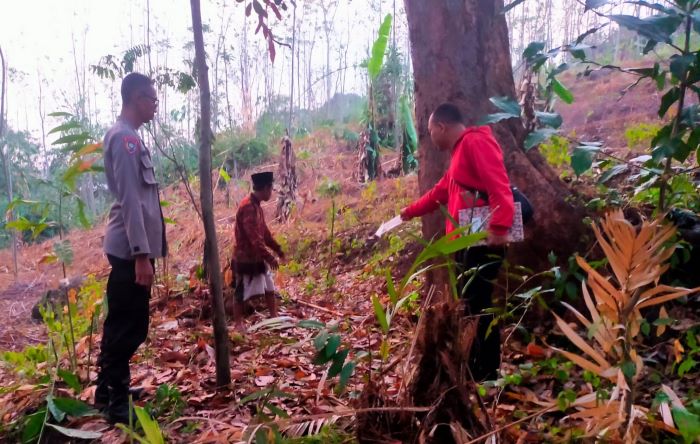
[96,386,144,412]
[95,353,110,409]
[106,382,133,425]
[94,383,110,410]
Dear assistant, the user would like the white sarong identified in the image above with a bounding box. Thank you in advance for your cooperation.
[236,268,276,301]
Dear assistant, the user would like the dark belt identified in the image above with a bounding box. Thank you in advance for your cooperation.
[232,260,267,275]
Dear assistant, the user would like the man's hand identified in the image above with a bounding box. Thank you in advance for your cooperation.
[487,232,509,246]
[135,255,154,287]
[400,208,412,222]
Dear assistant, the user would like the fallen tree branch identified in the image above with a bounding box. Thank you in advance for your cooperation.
[292,297,345,317]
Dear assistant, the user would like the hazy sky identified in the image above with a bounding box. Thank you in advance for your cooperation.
[1,0,408,140]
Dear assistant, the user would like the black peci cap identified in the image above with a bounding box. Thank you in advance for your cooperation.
[251,171,274,188]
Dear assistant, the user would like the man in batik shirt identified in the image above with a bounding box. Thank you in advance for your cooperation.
[231,171,284,331]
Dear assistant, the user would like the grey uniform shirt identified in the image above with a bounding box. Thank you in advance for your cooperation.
[103,118,167,260]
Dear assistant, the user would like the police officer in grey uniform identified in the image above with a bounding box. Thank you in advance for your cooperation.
[95,72,166,424]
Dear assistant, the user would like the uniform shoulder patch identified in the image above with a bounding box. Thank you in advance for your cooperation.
[122,135,141,155]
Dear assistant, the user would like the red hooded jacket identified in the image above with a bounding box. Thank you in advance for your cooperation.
[403,126,514,236]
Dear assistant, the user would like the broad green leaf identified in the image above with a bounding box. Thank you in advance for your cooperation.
[609,14,683,44]
[46,424,103,439]
[551,78,574,104]
[598,164,628,184]
[57,369,81,393]
[77,199,90,229]
[368,14,392,80]
[652,136,688,162]
[297,319,325,330]
[337,361,356,392]
[621,361,636,379]
[489,96,521,116]
[134,405,165,444]
[571,145,600,176]
[48,111,73,118]
[5,219,35,232]
[48,121,81,135]
[53,240,74,267]
[51,397,97,418]
[371,295,389,334]
[672,407,700,444]
[313,351,334,365]
[525,128,558,150]
[52,132,91,146]
[219,168,231,183]
[678,358,696,377]
[478,112,520,126]
[313,330,329,352]
[567,43,592,60]
[399,96,418,153]
[240,388,273,404]
[385,269,398,305]
[670,54,695,81]
[47,395,66,422]
[535,111,563,129]
[575,25,606,44]
[415,231,487,264]
[324,334,341,359]
[328,349,349,378]
[5,198,43,212]
[22,409,46,444]
[266,403,289,419]
[163,217,177,225]
[522,41,546,60]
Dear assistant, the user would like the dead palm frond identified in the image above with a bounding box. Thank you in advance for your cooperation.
[550,210,699,441]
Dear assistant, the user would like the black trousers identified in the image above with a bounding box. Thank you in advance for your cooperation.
[97,255,151,399]
[456,245,506,380]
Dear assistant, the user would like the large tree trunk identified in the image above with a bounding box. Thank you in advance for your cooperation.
[190,0,231,388]
[404,0,587,281]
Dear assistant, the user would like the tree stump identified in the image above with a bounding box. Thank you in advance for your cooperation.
[357,300,488,444]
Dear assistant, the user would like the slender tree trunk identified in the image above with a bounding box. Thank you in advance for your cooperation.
[307,18,317,109]
[297,37,302,113]
[0,47,17,277]
[392,0,400,152]
[37,72,48,178]
[224,49,234,131]
[289,3,297,131]
[189,0,231,387]
[240,12,253,132]
[404,0,587,285]
[321,1,335,106]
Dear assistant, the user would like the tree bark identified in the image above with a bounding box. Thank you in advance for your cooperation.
[404,0,587,284]
[189,0,231,387]
[276,135,297,221]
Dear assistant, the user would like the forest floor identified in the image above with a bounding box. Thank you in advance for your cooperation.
[1,69,699,443]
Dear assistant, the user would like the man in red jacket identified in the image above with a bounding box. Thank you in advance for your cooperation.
[401,103,514,380]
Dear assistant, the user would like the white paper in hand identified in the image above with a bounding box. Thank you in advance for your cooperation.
[374,215,403,238]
